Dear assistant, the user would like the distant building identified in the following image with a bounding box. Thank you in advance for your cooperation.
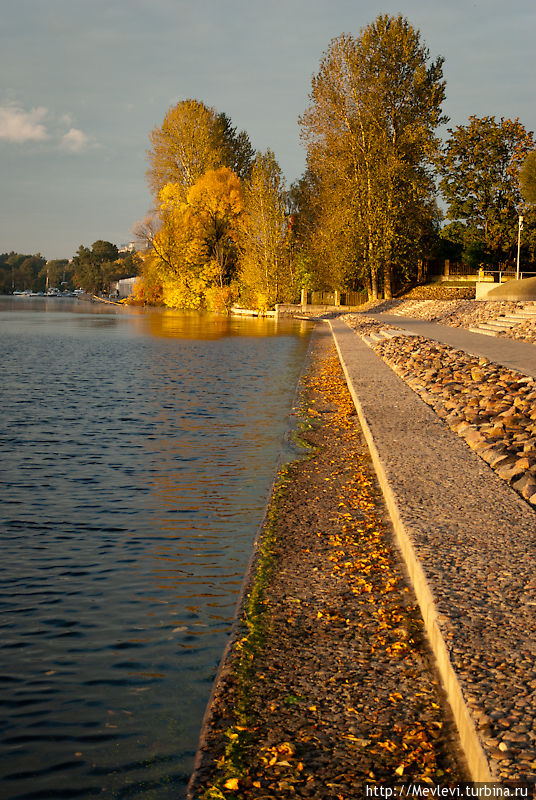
[111,276,139,298]
[118,242,136,254]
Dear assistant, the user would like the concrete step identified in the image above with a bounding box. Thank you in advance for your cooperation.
[484,319,518,329]
[468,326,498,336]
[382,328,420,338]
[368,332,388,342]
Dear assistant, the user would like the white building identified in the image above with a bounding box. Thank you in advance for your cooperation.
[111,276,139,298]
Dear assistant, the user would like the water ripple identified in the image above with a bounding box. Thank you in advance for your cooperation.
[0,302,311,799]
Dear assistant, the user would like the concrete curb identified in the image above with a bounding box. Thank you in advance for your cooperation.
[328,319,493,783]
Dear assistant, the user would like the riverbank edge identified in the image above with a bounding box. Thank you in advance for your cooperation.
[186,329,320,798]
[327,319,492,785]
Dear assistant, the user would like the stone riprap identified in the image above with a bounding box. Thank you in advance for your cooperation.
[330,318,536,784]
[344,314,536,507]
[355,299,536,344]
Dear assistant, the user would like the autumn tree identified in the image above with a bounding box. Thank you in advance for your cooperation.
[439,116,534,266]
[299,15,446,298]
[146,99,253,201]
[130,251,164,306]
[238,150,292,309]
[149,167,243,310]
[186,166,243,305]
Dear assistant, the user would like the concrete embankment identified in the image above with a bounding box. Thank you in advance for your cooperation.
[329,318,536,784]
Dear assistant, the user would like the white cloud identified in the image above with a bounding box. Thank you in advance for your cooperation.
[0,105,48,142]
[0,102,92,152]
[61,127,90,152]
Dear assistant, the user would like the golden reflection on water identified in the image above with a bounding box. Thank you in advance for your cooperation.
[130,308,312,340]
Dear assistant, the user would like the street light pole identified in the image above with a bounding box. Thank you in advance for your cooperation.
[516,215,523,280]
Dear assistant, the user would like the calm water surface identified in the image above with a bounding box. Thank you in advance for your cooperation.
[0,299,312,799]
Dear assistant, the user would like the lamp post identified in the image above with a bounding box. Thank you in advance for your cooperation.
[516,215,523,280]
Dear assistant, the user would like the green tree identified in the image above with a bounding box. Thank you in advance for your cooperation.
[0,252,46,292]
[238,150,292,309]
[20,255,47,290]
[72,241,120,294]
[40,259,71,290]
[218,112,255,181]
[519,149,536,205]
[72,245,99,292]
[146,99,253,202]
[91,240,119,265]
[439,116,534,266]
[299,15,446,298]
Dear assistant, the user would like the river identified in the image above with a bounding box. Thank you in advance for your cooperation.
[0,298,312,799]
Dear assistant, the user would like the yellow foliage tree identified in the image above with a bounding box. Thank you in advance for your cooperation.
[299,15,446,299]
[146,99,253,202]
[130,251,164,306]
[149,167,243,310]
[238,150,292,310]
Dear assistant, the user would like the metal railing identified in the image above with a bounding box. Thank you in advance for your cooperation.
[479,269,536,282]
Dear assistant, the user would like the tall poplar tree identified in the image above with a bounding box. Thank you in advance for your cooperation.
[238,150,291,309]
[299,15,446,298]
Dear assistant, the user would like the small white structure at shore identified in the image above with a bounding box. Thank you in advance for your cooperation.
[111,276,139,299]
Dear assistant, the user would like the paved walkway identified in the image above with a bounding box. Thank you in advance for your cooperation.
[328,318,536,785]
[368,313,536,378]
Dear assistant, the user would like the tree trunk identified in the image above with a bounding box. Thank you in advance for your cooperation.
[370,270,378,300]
[383,261,392,299]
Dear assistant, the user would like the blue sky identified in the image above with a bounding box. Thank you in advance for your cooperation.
[1,0,535,260]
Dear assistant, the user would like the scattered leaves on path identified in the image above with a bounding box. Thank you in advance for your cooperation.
[191,332,464,800]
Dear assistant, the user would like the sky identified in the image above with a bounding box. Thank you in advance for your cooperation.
[1,0,535,261]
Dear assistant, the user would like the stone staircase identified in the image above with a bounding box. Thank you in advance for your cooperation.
[468,304,536,337]
[361,328,419,346]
